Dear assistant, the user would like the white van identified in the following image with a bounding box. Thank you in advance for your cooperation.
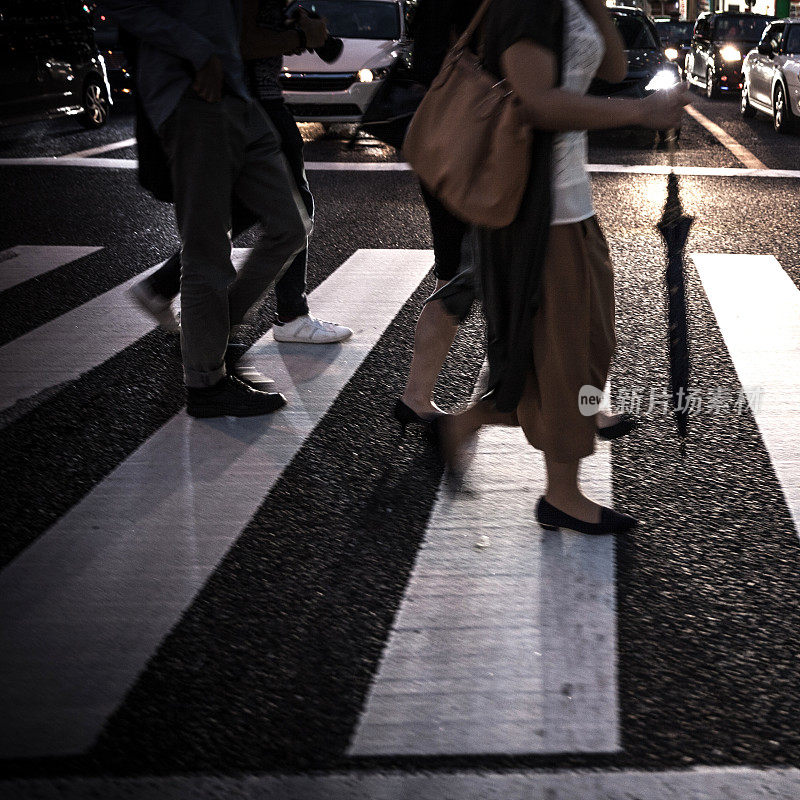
[281,0,410,123]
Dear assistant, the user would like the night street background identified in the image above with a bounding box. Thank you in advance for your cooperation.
[1,88,800,799]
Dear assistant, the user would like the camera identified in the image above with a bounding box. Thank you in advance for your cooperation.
[290,7,343,64]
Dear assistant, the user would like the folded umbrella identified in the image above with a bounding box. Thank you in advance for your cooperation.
[657,133,693,447]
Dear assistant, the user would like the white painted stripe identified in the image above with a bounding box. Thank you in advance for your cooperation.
[685,105,767,170]
[305,161,411,170]
[0,249,433,759]
[0,246,102,293]
[585,163,800,179]
[2,156,800,178]
[59,137,136,159]
[694,253,800,538]
[4,766,800,799]
[0,156,138,168]
[0,249,259,412]
[351,420,616,755]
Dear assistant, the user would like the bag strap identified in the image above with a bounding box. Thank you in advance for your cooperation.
[451,0,495,56]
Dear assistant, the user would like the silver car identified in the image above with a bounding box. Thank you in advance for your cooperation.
[281,0,409,124]
[741,19,800,134]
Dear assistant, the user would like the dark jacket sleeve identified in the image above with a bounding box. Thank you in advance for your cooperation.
[99,0,214,69]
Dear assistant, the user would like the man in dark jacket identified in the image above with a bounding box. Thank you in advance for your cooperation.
[102,0,313,418]
[129,0,352,348]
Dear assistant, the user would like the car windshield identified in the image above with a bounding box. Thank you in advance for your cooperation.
[613,15,658,50]
[290,1,400,40]
[713,17,769,43]
[786,26,800,54]
[654,21,693,43]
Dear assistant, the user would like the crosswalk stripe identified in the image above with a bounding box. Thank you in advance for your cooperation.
[694,254,800,538]
[685,105,767,170]
[0,246,102,293]
[0,249,249,414]
[59,138,136,159]
[5,765,799,799]
[0,249,433,759]
[3,157,800,179]
[350,384,616,755]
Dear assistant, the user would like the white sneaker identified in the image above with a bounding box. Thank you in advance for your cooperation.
[272,314,352,344]
[129,280,179,333]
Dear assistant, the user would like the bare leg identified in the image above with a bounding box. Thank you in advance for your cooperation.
[513,371,603,524]
[401,279,458,418]
[597,409,622,429]
[437,399,518,476]
[543,456,602,524]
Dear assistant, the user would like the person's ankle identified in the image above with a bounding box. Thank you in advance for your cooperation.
[187,377,226,395]
[276,312,301,325]
[545,488,584,508]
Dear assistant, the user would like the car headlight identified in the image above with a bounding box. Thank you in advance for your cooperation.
[720,45,741,62]
[665,47,679,61]
[645,69,680,92]
[358,67,390,83]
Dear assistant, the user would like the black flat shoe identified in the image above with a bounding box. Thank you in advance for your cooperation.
[535,496,638,535]
[393,399,436,433]
[596,413,639,441]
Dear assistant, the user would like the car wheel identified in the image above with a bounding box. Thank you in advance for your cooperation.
[81,78,109,128]
[740,82,756,118]
[773,83,795,134]
[705,68,719,100]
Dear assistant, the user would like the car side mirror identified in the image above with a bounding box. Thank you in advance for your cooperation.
[757,42,773,56]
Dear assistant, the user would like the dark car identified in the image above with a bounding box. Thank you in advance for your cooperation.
[685,11,772,99]
[0,0,112,127]
[91,8,134,96]
[589,7,680,122]
[654,18,694,76]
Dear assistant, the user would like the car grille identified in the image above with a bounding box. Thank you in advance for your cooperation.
[287,103,363,117]
[279,74,358,92]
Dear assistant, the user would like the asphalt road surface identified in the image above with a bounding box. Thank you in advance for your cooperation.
[1,91,800,799]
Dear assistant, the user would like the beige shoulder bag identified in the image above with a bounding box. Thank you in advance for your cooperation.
[402,0,532,229]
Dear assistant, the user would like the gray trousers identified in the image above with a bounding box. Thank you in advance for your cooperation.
[160,92,310,387]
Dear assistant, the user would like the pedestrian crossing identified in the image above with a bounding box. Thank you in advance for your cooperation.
[351,421,616,755]
[1,245,800,784]
[5,765,800,800]
[0,249,431,758]
[0,249,251,413]
[693,254,800,538]
[0,246,102,293]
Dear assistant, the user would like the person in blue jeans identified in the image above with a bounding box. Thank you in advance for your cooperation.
[130,0,352,348]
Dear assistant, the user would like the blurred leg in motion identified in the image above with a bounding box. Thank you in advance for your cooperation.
[397,184,467,424]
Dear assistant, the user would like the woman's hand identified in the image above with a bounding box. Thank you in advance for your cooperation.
[638,83,690,130]
[193,54,224,103]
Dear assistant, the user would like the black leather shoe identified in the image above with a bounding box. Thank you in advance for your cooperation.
[225,344,275,392]
[393,399,437,433]
[536,496,638,535]
[187,375,286,418]
[596,413,638,441]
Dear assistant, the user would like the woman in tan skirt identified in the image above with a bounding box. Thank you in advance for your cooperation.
[436,0,688,535]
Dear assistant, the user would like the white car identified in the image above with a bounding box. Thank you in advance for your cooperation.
[741,19,800,134]
[281,0,410,123]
